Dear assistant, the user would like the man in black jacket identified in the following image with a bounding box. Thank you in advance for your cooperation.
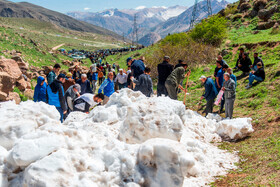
[234,48,245,69]
[246,62,265,89]
[76,74,93,95]
[157,56,174,96]
[238,53,252,74]
[251,53,264,71]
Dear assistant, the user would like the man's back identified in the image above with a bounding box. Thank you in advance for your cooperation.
[157,61,174,84]
[131,60,145,79]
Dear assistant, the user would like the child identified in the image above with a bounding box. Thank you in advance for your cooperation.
[132,67,153,97]
[33,76,47,102]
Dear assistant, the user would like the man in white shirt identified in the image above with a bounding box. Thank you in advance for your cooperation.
[115,69,127,89]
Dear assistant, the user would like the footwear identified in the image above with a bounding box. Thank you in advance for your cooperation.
[245,84,252,89]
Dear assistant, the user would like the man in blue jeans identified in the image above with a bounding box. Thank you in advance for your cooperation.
[47,74,67,123]
[246,62,265,89]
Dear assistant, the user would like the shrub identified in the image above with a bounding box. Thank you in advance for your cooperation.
[189,15,228,46]
[160,33,191,46]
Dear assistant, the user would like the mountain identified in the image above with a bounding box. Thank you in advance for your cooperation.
[67,6,188,39]
[138,32,161,46]
[0,0,121,39]
[151,0,229,38]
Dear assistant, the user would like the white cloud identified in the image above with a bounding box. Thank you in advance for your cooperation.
[135,6,146,10]
[152,6,167,9]
[84,7,91,11]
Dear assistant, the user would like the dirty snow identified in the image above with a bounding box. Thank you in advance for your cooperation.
[0,89,254,187]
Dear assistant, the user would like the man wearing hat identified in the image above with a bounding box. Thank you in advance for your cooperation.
[63,72,75,91]
[200,75,218,116]
[115,68,127,90]
[157,56,174,96]
[46,74,67,123]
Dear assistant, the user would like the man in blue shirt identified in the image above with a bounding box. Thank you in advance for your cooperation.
[98,72,115,105]
[127,57,145,80]
[200,76,218,116]
[215,61,224,90]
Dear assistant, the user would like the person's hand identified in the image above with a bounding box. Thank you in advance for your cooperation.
[238,64,242,67]
[218,85,221,89]
[63,111,67,114]
[252,71,255,74]
[200,96,204,100]
[222,87,225,91]
[250,65,253,68]
[130,76,134,81]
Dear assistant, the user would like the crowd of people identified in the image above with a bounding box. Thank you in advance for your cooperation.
[33,47,266,122]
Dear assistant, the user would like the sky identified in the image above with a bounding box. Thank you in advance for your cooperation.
[10,0,238,13]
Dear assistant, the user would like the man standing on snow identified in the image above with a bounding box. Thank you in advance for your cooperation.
[115,69,127,89]
[46,74,67,123]
[222,73,236,119]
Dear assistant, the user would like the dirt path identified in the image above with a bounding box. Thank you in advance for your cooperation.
[52,43,65,51]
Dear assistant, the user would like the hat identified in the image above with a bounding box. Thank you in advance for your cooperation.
[57,74,66,79]
[164,56,170,60]
[126,57,132,63]
[73,84,81,93]
[119,69,123,71]
[66,72,72,78]
[199,75,207,80]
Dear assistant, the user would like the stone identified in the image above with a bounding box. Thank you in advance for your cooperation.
[253,0,267,11]
[24,89,34,100]
[7,92,21,104]
[258,6,278,21]
[12,56,29,71]
[16,78,28,92]
[239,3,252,12]
[0,72,15,94]
[0,58,22,80]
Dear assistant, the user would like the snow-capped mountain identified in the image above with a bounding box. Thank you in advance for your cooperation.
[67,5,188,39]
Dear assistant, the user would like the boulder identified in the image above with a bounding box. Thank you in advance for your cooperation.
[16,78,28,92]
[12,56,29,71]
[0,58,22,80]
[253,0,267,11]
[258,20,276,30]
[239,3,252,12]
[7,92,21,104]
[24,89,34,100]
[26,82,32,89]
[258,6,278,21]
[0,72,15,94]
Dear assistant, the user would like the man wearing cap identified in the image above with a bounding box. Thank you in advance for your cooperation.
[157,56,174,96]
[76,74,93,95]
[65,84,81,112]
[63,72,75,91]
[98,72,115,104]
[200,75,218,116]
[46,74,67,123]
[165,63,190,100]
[115,69,127,89]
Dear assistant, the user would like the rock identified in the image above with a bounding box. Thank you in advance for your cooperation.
[0,72,15,95]
[221,49,229,56]
[32,72,40,79]
[203,67,211,72]
[12,56,29,71]
[16,78,28,91]
[258,6,278,21]
[7,92,21,104]
[0,91,8,101]
[257,20,276,30]
[0,58,22,80]
[43,66,53,75]
[239,2,252,12]
[26,82,32,89]
[253,0,267,11]
[24,89,34,100]
[232,14,243,21]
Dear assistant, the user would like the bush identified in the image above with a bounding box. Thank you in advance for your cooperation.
[189,15,228,46]
[160,33,191,46]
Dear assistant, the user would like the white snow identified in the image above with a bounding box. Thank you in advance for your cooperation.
[0,89,254,186]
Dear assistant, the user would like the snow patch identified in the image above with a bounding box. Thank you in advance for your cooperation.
[0,89,253,186]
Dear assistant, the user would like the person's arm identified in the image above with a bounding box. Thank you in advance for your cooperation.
[98,79,109,93]
[87,81,93,93]
[215,77,220,88]
[33,87,39,102]
[148,77,153,96]
[84,102,91,113]
[133,76,141,85]
[225,81,235,91]
[203,82,211,99]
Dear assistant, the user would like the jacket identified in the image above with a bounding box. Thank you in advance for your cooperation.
[33,76,47,102]
[203,78,218,101]
[215,68,224,89]
[98,78,115,97]
[47,71,56,85]
[73,70,81,80]
[76,79,93,95]
[131,60,145,79]
[240,57,252,69]
[157,61,174,84]
[254,67,265,80]
[230,74,237,87]
[63,78,75,91]
[223,78,236,99]
[46,79,67,111]
[133,74,153,97]
[253,57,264,67]
[166,67,185,87]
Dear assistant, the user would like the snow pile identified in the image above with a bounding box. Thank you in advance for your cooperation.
[0,89,254,186]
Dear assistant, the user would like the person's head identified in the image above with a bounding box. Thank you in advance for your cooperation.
[66,72,72,79]
[73,84,81,93]
[139,56,145,62]
[254,52,259,58]
[178,59,183,64]
[126,57,133,65]
[181,62,188,70]
[222,64,229,71]
[240,48,244,53]
[217,55,223,61]
[37,76,45,86]
[119,69,123,75]
[216,61,222,68]
[53,64,61,74]
[199,75,207,83]
[257,62,263,69]
[74,65,78,71]
[144,67,151,75]
[81,74,87,83]
[57,74,66,83]
[227,68,233,75]
[164,56,170,62]
[94,93,104,103]
[108,72,114,80]
[224,73,230,81]
[127,65,131,70]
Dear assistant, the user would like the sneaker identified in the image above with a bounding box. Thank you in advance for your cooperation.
[245,84,252,89]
